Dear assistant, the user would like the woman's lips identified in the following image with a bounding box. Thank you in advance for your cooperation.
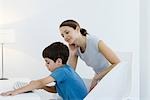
[66,38,70,43]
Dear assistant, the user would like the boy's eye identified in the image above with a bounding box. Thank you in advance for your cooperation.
[45,61,49,64]
[61,34,64,37]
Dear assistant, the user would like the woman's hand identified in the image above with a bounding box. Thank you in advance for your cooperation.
[89,74,103,92]
[0,90,18,96]
[89,78,98,92]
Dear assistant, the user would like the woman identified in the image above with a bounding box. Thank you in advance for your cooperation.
[59,19,120,91]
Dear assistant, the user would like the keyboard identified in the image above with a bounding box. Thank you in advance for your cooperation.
[13,81,32,93]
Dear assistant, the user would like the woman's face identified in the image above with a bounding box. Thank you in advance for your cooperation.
[59,26,79,45]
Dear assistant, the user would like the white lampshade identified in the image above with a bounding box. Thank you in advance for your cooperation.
[0,29,15,43]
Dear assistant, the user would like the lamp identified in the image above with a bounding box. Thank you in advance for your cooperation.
[0,29,15,80]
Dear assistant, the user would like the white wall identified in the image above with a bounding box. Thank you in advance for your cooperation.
[0,0,139,99]
[140,0,150,99]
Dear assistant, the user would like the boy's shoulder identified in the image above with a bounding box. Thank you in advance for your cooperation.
[50,64,74,82]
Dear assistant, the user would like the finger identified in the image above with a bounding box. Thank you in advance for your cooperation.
[11,93,15,96]
[6,92,11,96]
[89,86,94,92]
[6,91,14,96]
[0,93,5,96]
[1,93,9,96]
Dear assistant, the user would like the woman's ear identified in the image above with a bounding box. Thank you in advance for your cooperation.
[76,26,80,32]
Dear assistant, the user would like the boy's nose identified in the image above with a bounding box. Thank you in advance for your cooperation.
[45,63,48,67]
[64,34,67,38]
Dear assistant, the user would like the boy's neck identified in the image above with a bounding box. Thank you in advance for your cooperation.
[55,64,65,68]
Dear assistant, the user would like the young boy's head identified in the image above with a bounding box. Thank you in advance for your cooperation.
[42,42,69,71]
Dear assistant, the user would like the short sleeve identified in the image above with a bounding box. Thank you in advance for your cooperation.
[50,68,66,83]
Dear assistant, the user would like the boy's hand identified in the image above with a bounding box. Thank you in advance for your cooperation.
[0,90,18,96]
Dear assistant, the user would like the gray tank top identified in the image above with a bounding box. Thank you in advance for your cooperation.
[77,35,109,73]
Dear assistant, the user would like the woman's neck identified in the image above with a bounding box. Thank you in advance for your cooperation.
[76,35,86,53]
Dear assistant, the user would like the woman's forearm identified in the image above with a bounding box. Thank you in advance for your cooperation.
[68,55,78,70]
[94,63,119,81]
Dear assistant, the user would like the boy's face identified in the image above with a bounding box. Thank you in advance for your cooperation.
[44,58,57,72]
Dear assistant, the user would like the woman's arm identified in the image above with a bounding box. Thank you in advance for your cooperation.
[67,44,78,70]
[94,40,120,80]
[90,40,120,91]
[0,76,55,96]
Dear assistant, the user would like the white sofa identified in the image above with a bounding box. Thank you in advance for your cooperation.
[84,52,133,100]
[4,51,132,100]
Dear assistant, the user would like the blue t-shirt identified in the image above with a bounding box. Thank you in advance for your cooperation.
[50,64,88,100]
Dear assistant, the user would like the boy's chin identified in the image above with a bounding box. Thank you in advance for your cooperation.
[48,69,52,72]
[49,69,55,72]
[49,69,53,72]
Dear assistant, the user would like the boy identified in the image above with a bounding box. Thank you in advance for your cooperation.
[0,42,88,100]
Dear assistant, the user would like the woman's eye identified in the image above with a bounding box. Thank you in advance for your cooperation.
[66,32,69,34]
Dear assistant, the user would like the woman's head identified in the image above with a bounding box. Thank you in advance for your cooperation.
[59,20,88,44]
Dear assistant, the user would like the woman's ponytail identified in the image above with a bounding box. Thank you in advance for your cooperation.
[80,28,88,36]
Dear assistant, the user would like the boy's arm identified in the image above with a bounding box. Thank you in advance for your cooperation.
[42,86,57,93]
[0,76,55,96]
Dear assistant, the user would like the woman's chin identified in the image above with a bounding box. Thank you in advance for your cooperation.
[66,40,74,45]
[70,43,76,46]
[68,42,74,45]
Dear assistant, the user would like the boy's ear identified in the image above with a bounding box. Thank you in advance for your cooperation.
[56,58,62,64]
